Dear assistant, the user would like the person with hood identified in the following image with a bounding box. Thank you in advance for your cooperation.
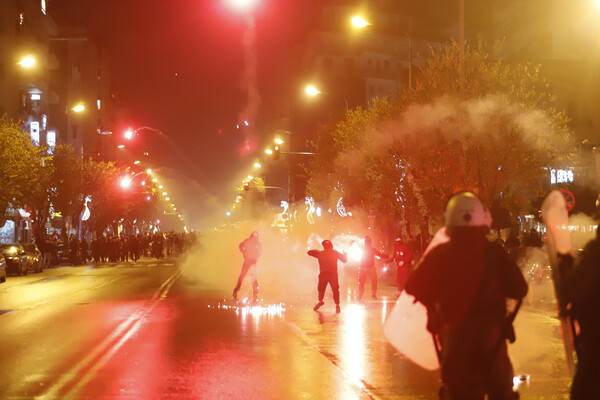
[358,236,387,301]
[391,236,414,297]
[308,240,348,313]
[233,231,262,302]
[405,192,528,400]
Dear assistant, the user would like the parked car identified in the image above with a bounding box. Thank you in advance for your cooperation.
[22,243,43,273]
[0,244,28,276]
[0,255,6,283]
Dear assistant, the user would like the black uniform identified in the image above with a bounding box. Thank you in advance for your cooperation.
[565,232,600,399]
[406,227,528,400]
[358,240,386,300]
[308,246,347,306]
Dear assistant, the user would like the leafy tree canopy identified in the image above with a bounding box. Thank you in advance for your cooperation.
[307,40,574,228]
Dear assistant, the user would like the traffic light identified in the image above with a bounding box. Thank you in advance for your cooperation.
[273,145,281,160]
[243,182,250,191]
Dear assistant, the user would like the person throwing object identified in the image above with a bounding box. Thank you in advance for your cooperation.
[233,231,262,303]
[308,240,347,313]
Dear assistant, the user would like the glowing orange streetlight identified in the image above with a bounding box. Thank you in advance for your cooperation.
[305,85,321,96]
[71,104,85,112]
[351,16,370,28]
[17,56,36,68]
[119,176,132,189]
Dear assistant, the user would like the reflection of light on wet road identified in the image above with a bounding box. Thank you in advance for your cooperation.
[340,304,367,388]
[209,301,286,318]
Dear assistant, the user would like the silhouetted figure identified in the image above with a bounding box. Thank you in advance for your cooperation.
[391,237,414,297]
[406,192,527,400]
[308,240,347,313]
[233,231,262,302]
[358,236,387,301]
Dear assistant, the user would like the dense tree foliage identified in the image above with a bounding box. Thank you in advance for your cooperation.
[0,118,160,234]
[0,118,51,225]
[306,40,574,231]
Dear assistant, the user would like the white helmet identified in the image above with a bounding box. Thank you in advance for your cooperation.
[444,192,492,227]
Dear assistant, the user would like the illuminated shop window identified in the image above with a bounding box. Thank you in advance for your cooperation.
[30,122,40,145]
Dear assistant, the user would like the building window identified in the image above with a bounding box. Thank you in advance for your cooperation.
[70,64,81,83]
[30,122,40,145]
[368,59,372,68]
[97,99,101,110]
[19,12,24,25]
[47,130,56,149]
[322,57,333,69]
[376,60,381,72]
[384,60,390,71]
[344,57,355,71]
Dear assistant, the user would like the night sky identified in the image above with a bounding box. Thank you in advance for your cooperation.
[49,0,455,228]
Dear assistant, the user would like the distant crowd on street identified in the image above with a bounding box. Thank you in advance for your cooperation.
[34,231,197,267]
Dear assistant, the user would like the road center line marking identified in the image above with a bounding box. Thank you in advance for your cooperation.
[286,321,382,400]
[35,268,183,400]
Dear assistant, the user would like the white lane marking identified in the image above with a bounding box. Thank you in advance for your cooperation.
[36,268,182,400]
[286,321,382,400]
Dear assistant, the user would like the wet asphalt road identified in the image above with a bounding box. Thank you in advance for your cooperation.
[0,258,571,399]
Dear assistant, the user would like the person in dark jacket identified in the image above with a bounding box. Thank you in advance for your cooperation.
[391,237,414,297]
[233,231,262,302]
[308,240,347,313]
[564,226,600,399]
[406,192,528,400]
[358,236,387,301]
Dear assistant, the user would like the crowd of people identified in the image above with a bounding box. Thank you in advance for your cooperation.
[234,192,599,399]
[34,231,197,267]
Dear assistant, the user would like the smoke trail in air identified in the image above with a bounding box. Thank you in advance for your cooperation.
[239,16,260,129]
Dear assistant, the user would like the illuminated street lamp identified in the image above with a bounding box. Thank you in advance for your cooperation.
[265,149,273,155]
[17,56,36,68]
[351,16,370,28]
[117,144,126,149]
[305,85,321,96]
[119,176,132,189]
[124,128,134,140]
[253,162,262,168]
[146,168,152,174]
[133,160,141,165]
[228,0,258,12]
[71,104,85,112]
[305,84,348,110]
[274,138,284,145]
